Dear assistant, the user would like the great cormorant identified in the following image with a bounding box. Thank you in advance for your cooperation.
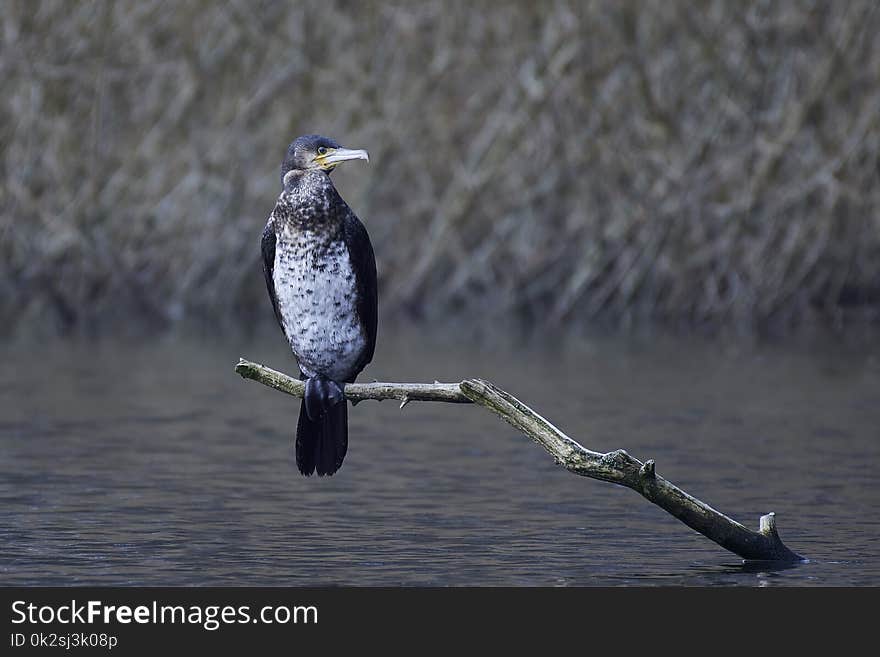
[261,135,377,476]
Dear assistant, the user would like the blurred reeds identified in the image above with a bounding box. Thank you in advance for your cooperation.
[2,1,879,337]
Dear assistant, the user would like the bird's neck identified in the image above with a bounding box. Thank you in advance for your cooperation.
[276,170,345,236]
[283,168,331,192]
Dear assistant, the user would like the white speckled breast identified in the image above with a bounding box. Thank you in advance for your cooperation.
[273,226,366,381]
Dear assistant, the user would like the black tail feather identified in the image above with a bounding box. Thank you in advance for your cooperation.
[296,398,348,476]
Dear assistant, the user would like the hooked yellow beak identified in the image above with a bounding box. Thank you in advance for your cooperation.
[315,147,369,170]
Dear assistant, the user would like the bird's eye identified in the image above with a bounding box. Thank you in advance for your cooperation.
[317,146,328,155]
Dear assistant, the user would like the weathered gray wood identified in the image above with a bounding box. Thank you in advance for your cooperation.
[235,358,804,562]
[234,359,468,404]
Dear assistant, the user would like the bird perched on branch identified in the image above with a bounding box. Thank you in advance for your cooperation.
[261,135,377,476]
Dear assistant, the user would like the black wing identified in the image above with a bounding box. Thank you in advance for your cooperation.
[344,211,378,379]
[261,218,284,331]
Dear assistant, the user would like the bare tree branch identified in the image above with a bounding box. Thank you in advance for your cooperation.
[235,358,804,563]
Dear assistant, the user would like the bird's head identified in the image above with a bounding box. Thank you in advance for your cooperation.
[281,135,369,187]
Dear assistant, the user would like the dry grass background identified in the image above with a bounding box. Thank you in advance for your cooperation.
[2,0,879,337]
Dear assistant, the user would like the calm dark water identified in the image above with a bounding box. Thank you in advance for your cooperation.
[1,330,878,586]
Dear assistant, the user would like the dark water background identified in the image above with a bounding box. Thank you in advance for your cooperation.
[2,330,878,586]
